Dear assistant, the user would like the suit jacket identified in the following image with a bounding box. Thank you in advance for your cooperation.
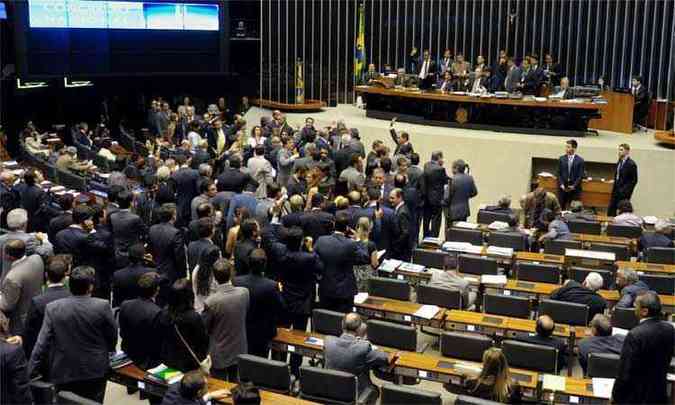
[504,66,523,93]
[157,309,209,372]
[0,231,52,280]
[217,167,256,194]
[423,161,448,207]
[233,238,257,276]
[558,154,585,189]
[160,384,206,405]
[148,222,187,283]
[23,285,71,358]
[0,255,44,335]
[48,212,73,245]
[119,297,162,369]
[612,319,675,404]
[29,295,117,384]
[315,232,370,299]
[325,333,389,394]
[612,157,638,200]
[300,210,335,242]
[616,280,650,308]
[550,280,607,321]
[54,226,107,265]
[334,146,360,177]
[339,166,366,191]
[390,204,412,260]
[638,232,673,252]
[109,209,146,252]
[172,167,200,224]
[188,238,215,273]
[417,58,437,77]
[446,173,478,221]
[0,340,32,405]
[577,334,625,373]
[553,86,576,99]
[233,274,283,347]
[112,263,155,307]
[19,184,45,232]
[203,283,250,369]
[522,66,544,95]
[428,269,473,309]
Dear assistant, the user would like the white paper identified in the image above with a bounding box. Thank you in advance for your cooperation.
[570,395,579,403]
[487,221,510,230]
[487,246,514,257]
[503,290,511,296]
[378,259,402,273]
[397,275,404,280]
[565,248,615,261]
[354,293,369,304]
[399,262,425,273]
[418,370,428,378]
[442,241,472,252]
[543,374,566,392]
[376,250,387,261]
[592,378,615,399]
[403,315,412,322]
[414,304,440,320]
[467,325,476,332]
[454,221,479,229]
[538,171,555,178]
[287,345,296,353]
[612,327,629,336]
[422,237,443,247]
[137,381,145,389]
[481,274,507,285]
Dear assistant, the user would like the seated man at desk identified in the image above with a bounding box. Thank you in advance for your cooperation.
[614,268,650,308]
[551,77,575,99]
[362,63,380,84]
[160,370,230,405]
[612,200,644,228]
[550,272,607,320]
[483,195,514,215]
[325,313,399,403]
[96,139,118,163]
[23,130,50,158]
[428,268,477,309]
[638,219,674,252]
[515,315,567,371]
[562,200,596,222]
[537,209,572,245]
[577,314,625,374]
[56,147,94,174]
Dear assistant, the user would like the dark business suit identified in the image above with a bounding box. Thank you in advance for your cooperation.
[119,297,162,369]
[577,334,625,373]
[19,184,46,232]
[48,212,73,245]
[632,85,649,126]
[445,173,478,223]
[172,167,200,227]
[112,263,155,308]
[557,154,585,209]
[417,58,437,90]
[354,204,394,253]
[522,66,544,95]
[109,209,147,267]
[216,167,256,193]
[233,274,284,357]
[612,318,674,404]
[22,285,71,360]
[608,157,638,216]
[300,210,335,242]
[160,384,205,405]
[638,232,673,252]
[157,309,209,373]
[422,161,449,237]
[187,238,215,273]
[148,222,187,284]
[232,238,257,276]
[504,66,523,93]
[391,203,412,261]
[0,340,32,405]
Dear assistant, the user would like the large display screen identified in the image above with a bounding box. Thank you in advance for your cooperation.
[28,0,219,31]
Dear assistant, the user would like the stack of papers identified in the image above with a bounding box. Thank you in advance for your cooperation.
[542,374,566,391]
[354,293,369,304]
[413,305,440,320]
[398,262,425,273]
[487,221,509,230]
[591,378,615,399]
[486,246,514,257]
[480,275,507,285]
[454,221,480,229]
[421,237,443,248]
[442,242,483,255]
[538,172,555,178]
[378,259,402,273]
[565,249,615,261]
[147,364,184,385]
[2,161,18,168]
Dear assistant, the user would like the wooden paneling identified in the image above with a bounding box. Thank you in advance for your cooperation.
[588,91,634,134]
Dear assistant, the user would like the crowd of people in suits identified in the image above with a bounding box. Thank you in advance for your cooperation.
[0,96,673,405]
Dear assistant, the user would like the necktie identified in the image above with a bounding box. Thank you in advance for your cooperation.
[616,160,623,180]
[568,155,573,177]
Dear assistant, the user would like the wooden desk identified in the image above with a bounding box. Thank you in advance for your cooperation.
[589,90,634,134]
[355,296,447,328]
[572,234,636,250]
[444,309,512,338]
[564,248,618,270]
[542,376,610,405]
[501,279,559,297]
[110,364,316,405]
[616,261,675,275]
[270,328,325,359]
[536,175,614,209]
[655,130,675,146]
[515,252,565,266]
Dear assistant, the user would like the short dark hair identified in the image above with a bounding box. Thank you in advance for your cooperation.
[617,200,633,213]
[590,314,612,337]
[267,182,281,199]
[410,152,420,166]
[197,217,214,238]
[199,180,213,195]
[117,190,133,209]
[286,226,304,251]
[46,258,68,283]
[138,272,160,299]
[168,279,195,320]
[128,243,145,263]
[394,174,407,188]
[636,291,662,318]
[350,154,361,167]
[179,370,206,400]
[366,186,380,201]
[157,203,176,223]
[4,239,26,260]
[619,143,630,151]
[249,248,267,275]
[229,155,242,169]
[541,208,556,223]
[70,266,96,295]
[196,203,213,219]
[453,159,467,173]
[310,193,324,208]
[239,219,258,240]
[566,139,578,149]
[335,211,350,232]
[108,184,124,203]
[59,194,74,211]
[255,145,265,156]
[380,157,392,173]
[72,206,93,224]
[212,259,232,284]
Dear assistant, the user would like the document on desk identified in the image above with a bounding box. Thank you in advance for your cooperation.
[414,305,440,320]
[354,293,369,304]
[454,221,479,229]
[543,374,566,392]
[486,246,514,257]
[592,378,615,399]
[565,249,615,261]
[378,259,402,273]
[480,275,507,285]
[398,262,425,273]
[453,362,481,375]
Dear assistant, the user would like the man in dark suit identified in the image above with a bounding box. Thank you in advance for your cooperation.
[47,194,74,244]
[557,139,586,209]
[388,188,412,261]
[0,311,32,405]
[504,57,523,93]
[315,212,370,313]
[172,155,200,227]
[109,191,147,268]
[608,143,638,216]
[445,159,478,223]
[29,266,117,403]
[233,249,283,358]
[422,151,448,238]
[187,218,217,274]
[119,272,162,370]
[543,53,562,87]
[522,55,544,95]
[112,243,155,308]
[577,314,625,374]
[300,193,335,242]
[18,170,45,232]
[353,187,394,252]
[631,76,649,128]
[148,204,187,287]
[550,273,607,321]
[417,49,437,90]
[23,257,71,359]
[552,77,575,99]
[612,292,674,404]
[515,315,567,371]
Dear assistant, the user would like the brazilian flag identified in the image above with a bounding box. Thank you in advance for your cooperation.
[354,2,365,84]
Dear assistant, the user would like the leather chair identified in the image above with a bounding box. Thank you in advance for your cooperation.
[539,299,589,326]
[412,248,449,269]
[611,307,639,330]
[517,262,562,284]
[568,267,614,290]
[458,254,499,276]
[417,284,462,310]
[57,391,102,405]
[30,380,57,405]
[237,354,291,394]
[502,339,559,373]
[606,224,642,239]
[487,231,528,251]
[544,239,582,255]
[587,352,621,378]
[312,309,345,337]
[366,320,417,352]
[567,220,602,235]
[446,227,484,245]
[299,366,360,405]
[483,293,530,319]
[368,277,411,301]
[646,247,675,265]
[477,210,512,225]
[441,331,493,362]
[638,273,675,295]
[381,384,441,405]
[589,243,630,261]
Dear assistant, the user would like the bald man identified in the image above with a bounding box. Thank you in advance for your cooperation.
[515,315,567,371]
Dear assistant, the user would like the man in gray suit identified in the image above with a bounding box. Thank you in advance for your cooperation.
[325,313,399,403]
[339,154,366,191]
[445,159,478,223]
[428,268,477,309]
[0,208,52,280]
[30,266,117,403]
[203,259,249,382]
[0,239,44,335]
[504,57,523,93]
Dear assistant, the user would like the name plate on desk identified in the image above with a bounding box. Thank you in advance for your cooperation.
[516,281,536,289]
[482,316,505,325]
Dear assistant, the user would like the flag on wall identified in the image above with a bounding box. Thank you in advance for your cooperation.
[354,2,365,84]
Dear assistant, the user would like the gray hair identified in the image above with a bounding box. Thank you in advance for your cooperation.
[590,314,612,336]
[108,171,128,188]
[655,219,671,235]
[498,195,512,208]
[618,268,639,284]
[7,209,28,231]
[342,313,365,334]
[583,272,604,291]
[198,164,212,177]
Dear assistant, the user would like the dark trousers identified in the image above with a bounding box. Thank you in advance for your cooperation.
[248,340,270,359]
[280,313,310,376]
[559,188,580,210]
[211,364,239,382]
[320,296,354,314]
[423,205,443,237]
[608,193,630,217]
[57,378,107,403]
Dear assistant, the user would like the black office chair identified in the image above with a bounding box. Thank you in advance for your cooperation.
[237,354,291,394]
[366,320,417,352]
[381,384,442,405]
[299,366,360,405]
[456,395,502,405]
[607,224,643,239]
[587,353,621,378]
[544,239,582,256]
[446,227,484,245]
[539,299,589,326]
[516,262,562,284]
[567,220,602,235]
[487,232,528,251]
[502,339,559,373]
[589,243,630,261]
[477,210,512,225]
[30,380,56,405]
[646,247,675,265]
[57,391,102,405]
[458,254,499,276]
[638,273,675,295]
[483,293,531,319]
[57,169,87,191]
[440,331,493,362]
[44,164,59,183]
[312,309,345,337]
[368,277,411,301]
[611,307,639,330]
[568,267,614,290]
[417,284,462,310]
[412,248,449,269]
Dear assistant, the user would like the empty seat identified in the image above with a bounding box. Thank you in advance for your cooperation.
[639,273,674,295]
[516,262,562,284]
[440,331,493,362]
[483,293,530,319]
[502,339,559,373]
[487,231,528,251]
[587,353,621,378]
[458,254,499,276]
[30,380,56,405]
[57,391,101,405]
[544,239,582,256]
[477,210,512,225]
[589,243,630,261]
[611,307,638,330]
[646,247,675,265]
[567,220,602,235]
[312,309,345,337]
[299,366,358,405]
[539,299,589,326]
[368,277,410,301]
[456,394,502,405]
[237,354,291,393]
[568,267,614,290]
[446,227,484,245]
[417,284,462,309]
[607,224,642,239]
[412,248,449,269]
[381,384,441,405]
[366,320,417,351]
